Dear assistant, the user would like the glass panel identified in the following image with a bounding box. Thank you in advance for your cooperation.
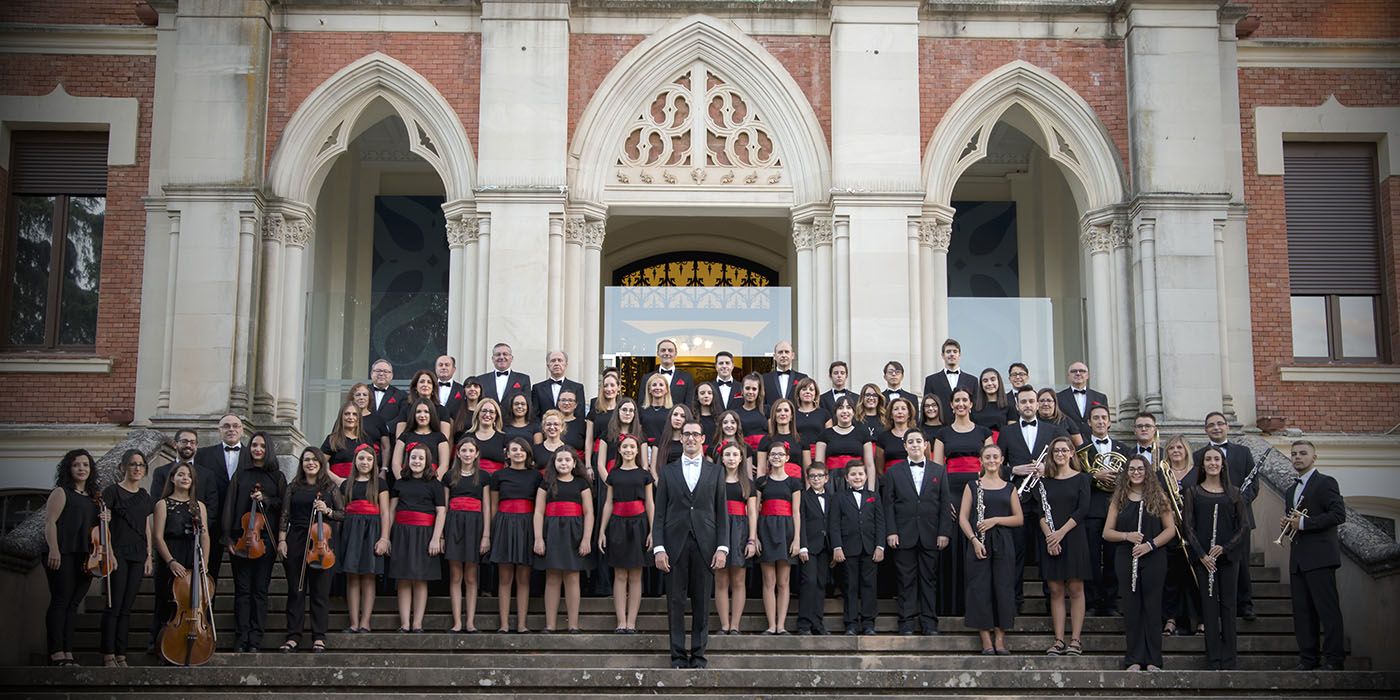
[603,286,792,357]
[1338,296,1379,360]
[7,196,56,346]
[949,297,1056,385]
[1290,296,1330,358]
[58,196,104,346]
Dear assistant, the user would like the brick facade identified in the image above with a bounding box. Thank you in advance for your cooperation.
[0,0,145,26]
[1242,0,1400,40]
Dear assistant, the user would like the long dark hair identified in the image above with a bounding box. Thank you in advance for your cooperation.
[544,447,589,497]
[291,446,335,494]
[340,443,382,503]
[658,404,696,451]
[505,436,537,471]
[1196,445,1243,507]
[445,438,481,490]
[328,400,364,453]
[1111,454,1170,516]
[718,440,753,499]
[248,431,279,470]
[401,443,436,481]
[974,368,1008,410]
[607,397,643,442]
[160,462,198,500]
[55,448,100,498]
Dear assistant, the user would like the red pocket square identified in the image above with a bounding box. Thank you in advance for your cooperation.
[677,379,686,386]
[454,391,463,400]
[865,496,876,503]
[512,382,521,389]
[387,397,397,404]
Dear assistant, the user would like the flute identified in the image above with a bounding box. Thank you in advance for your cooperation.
[1207,503,1219,598]
[1131,502,1144,593]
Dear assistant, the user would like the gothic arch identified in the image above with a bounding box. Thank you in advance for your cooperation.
[922,60,1125,213]
[267,52,477,208]
[569,15,831,210]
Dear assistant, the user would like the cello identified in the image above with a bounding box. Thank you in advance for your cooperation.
[299,491,336,591]
[159,508,215,666]
[85,491,117,605]
[232,483,268,559]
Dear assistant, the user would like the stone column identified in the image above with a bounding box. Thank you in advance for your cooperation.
[254,213,283,421]
[921,214,953,355]
[1134,218,1163,417]
[548,213,566,357]
[563,215,586,366]
[156,211,181,412]
[473,215,492,377]
[276,211,313,423]
[792,221,816,373]
[581,219,606,391]
[1082,221,1116,417]
[1110,221,1137,422]
[446,216,471,366]
[833,216,852,363]
[230,208,259,416]
[813,218,834,378]
[460,217,481,371]
[916,217,936,374]
[905,218,924,381]
[1212,217,1236,422]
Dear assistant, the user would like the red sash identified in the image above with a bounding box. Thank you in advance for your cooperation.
[394,511,434,526]
[613,500,645,517]
[726,500,748,516]
[545,502,584,517]
[761,500,793,516]
[784,462,803,480]
[498,498,533,514]
[825,454,859,472]
[948,456,981,473]
[479,459,504,475]
[330,462,352,479]
[883,458,906,474]
[346,500,379,516]
[743,434,763,450]
[449,496,482,512]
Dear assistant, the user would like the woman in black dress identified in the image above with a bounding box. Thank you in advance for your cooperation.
[554,389,588,459]
[489,437,542,633]
[715,441,758,634]
[43,449,99,666]
[1105,454,1176,671]
[875,397,920,474]
[1161,434,1201,637]
[597,397,647,479]
[394,398,451,480]
[587,373,621,474]
[224,431,286,653]
[652,404,692,470]
[814,396,873,489]
[323,400,376,483]
[100,449,154,667]
[278,447,344,653]
[533,449,594,633]
[397,369,452,439]
[1182,445,1249,670]
[389,443,446,633]
[957,443,1022,655]
[1036,388,1084,447]
[735,373,768,452]
[535,409,583,471]
[639,373,673,449]
[919,393,947,436]
[1037,436,1092,656]
[793,378,830,464]
[856,383,886,439]
[152,464,209,659]
[972,368,1014,437]
[933,388,994,616]
[693,381,720,440]
[443,438,491,633]
[709,410,747,467]
[599,434,653,632]
[755,442,801,634]
[338,444,389,633]
[758,398,807,479]
[503,393,538,442]
[461,398,506,476]
[347,382,391,472]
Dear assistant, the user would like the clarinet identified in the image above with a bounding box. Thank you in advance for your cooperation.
[1038,480,1055,532]
[1207,503,1219,598]
[975,481,986,546]
[1131,502,1144,593]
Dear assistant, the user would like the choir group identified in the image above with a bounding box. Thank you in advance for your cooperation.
[41,338,1347,673]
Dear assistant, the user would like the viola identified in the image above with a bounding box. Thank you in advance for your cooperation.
[160,509,215,666]
[232,483,267,560]
[85,492,118,578]
[305,491,336,571]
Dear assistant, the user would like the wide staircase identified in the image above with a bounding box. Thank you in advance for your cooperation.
[3,552,1397,698]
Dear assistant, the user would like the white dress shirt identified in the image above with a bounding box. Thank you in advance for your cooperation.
[909,462,925,495]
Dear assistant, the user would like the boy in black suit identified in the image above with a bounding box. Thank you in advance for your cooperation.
[831,461,885,635]
[923,338,979,407]
[1284,440,1346,671]
[797,463,833,635]
[882,430,953,634]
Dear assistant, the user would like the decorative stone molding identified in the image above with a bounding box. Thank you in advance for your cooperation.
[812,218,832,247]
[446,217,479,247]
[565,215,587,245]
[791,221,813,250]
[918,219,952,252]
[261,213,286,245]
[283,217,312,248]
[1081,223,1113,255]
[583,221,607,249]
[1110,220,1132,249]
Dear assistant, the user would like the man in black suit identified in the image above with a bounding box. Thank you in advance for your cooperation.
[1194,411,1259,620]
[652,419,729,668]
[368,358,408,428]
[882,430,953,635]
[1077,405,1130,615]
[1283,440,1346,671]
[1056,362,1108,441]
[193,414,249,596]
[796,463,833,635]
[1006,362,1031,405]
[532,350,586,418]
[830,461,885,635]
[147,428,221,650]
[998,386,1069,611]
[641,338,694,406]
[433,354,467,420]
[475,342,532,408]
[880,361,919,407]
[712,351,744,410]
[923,338,979,406]
[820,361,855,415]
[761,341,808,408]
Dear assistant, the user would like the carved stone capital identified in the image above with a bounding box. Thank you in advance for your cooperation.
[446,217,479,247]
[283,217,312,248]
[261,212,285,244]
[565,215,587,245]
[1081,224,1112,255]
[791,222,813,250]
[583,221,606,249]
[264,211,313,248]
[919,219,952,252]
[1110,221,1132,249]
[812,219,833,247]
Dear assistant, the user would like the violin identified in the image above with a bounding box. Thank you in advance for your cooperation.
[232,483,267,560]
[85,492,118,578]
[159,509,215,666]
[299,491,336,591]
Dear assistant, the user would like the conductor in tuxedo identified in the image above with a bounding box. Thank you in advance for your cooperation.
[761,341,808,408]
[998,386,1069,610]
[924,338,979,406]
[1056,362,1108,441]
[882,430,953,634]
[193,414,250,593]
[475,342,532,408]
[653,419,730,668]
[1283,441,1346,671]
[1194,411,1259,620]
[642,338,694,406]
[532,350,586,418]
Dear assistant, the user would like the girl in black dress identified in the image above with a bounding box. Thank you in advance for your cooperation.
[503,393,539,442]
[1036,388,1084,447]
[709,410,747,468]
[586,373,621,474]
[533,449,594,633]
[815,397,874,489]
[599,435,653,632]
[397,369,452,439]
[735,373,768,452]
[957,443,1022,655]
[347,382,391,470]
[875,397,920,474]
[971,368,1013,436]
[652,404,692,470]
[535,409,582,471]
[224,432,286,652]
[693,381,720,440]
[793,378,831,463]
[152,464,209,660]
[1161,434,1201,637]
[461,398,505,475]
[278,447,344,653]
[43,449,99,666]
[100,449,153,667]
[338,444,388,633]
[856,384,886,439]
[1182,445,1249,670]
[715,441,758,635]
[597,397,647,479]
[756,442,801,634]
[1037,436,1092,656]
[758,398,807,479]
[323,400,376,483]
[639,373,674,448]
[389,443,446,633]
[933,388,994,617]
[443,438,491,633]
[919,393,947,436]
[1105,454,1176,671]
[394,398,450,479]
[490,437,542,633]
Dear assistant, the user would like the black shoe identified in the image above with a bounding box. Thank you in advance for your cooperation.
[897,624,915,635]
[920,626,940,636]
[1241,608,1257,622]
[797,629,812,636]
[671,660,689,669]
[862,626,876,636]
[691,659,708,669]
[844,625,857,635]
[1293,661,1318,671]
[1320,662,1343,671]
[726,629,739,635]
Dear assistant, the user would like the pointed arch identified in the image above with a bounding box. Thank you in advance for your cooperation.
[569,15,830,209]
[268,52,477,207]
[922,60,1125,212]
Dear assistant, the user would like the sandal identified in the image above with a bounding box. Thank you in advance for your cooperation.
[1046,639,1066,656]
[115,657,129,668]
[1067,639,1082,656]
[1162,621,1176,637]
[311,641,326,653]
[1126,663,1142,671]
[103,656,119,667]
[279,641,299,653]
[980,648,996,655]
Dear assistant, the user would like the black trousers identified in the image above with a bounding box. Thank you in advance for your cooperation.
[1199,558,1240,667]
[1163,545,1200,631]
[1291,566,1345,666]
[892,546,939,632]
[99,557,145,655]
[151,563,174,647]
[965,529,1016,631]
[230,553,276,648]
[797,551,830,632]
[207,529,225,597]
[284,535,333,644]
[665,534,713,665]
[842,554,878,628]
[1236,546,1254,614]
[45,554,92,655]
[1087,516,1118,611]
[1117,549,1166,668]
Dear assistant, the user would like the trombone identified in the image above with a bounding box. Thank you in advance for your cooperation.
[1275,508,1308,546]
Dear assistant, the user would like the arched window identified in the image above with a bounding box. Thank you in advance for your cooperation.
[613,252,777,287]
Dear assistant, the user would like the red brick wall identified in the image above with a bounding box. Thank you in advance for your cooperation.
[918,38,1130,183]
[1240,67,1400,432]
[568,34,645,146]
[266,32,481,175]
[1242,1,1399,40]
[0,0,143,25]
[0,54,155,424]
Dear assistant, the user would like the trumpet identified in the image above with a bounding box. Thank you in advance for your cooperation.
[1275,508,1308,546]
[1017,445,1051,496]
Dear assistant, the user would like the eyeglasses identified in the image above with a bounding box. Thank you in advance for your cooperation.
[808,474,828,480]
[1069,369,1088,374]
[175,438,197,445]
[681,431,704,438]
[1126,466,1147,473]
[862,393,878,398]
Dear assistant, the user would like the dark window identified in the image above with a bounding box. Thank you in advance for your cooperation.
[0,491,48,538]
[613,252,777,287]
[1283,142,1385,362]
[2,132,107,350]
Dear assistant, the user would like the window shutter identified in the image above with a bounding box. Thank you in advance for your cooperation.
[9,132,108,195]
[1283,143,1380,295]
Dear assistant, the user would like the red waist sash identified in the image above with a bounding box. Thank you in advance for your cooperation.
[825,454,858,472]
[449,496,482,512]
[330,462,352,479]
[784,462,803,480]
[883,458,906,474]
[395,511,434,526]
[346,500,380,516]
[479,459,504,475]
[726,500,748,516]
[613,500,645,517]
[497,498,533,514]
[761,500,794,516]
[545,502,584,517]
[947,456,981,473]
[743,434,763,450]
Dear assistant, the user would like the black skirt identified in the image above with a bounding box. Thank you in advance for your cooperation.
[444,510,485,563]
[489,512,534,566]
[537,515,592,571]
[387,522,440,581]
[605,513,649,569]
[722,513,752,569]
[757,514,795,563]
[338,513,383,575]
[1039,522,1092,581]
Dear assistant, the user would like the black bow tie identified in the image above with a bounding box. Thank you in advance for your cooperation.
[1072,389,1086,395]
[908,463,925,470]
[1022,420,1037,427]
[1094,438,1110,445]
[549,379,562,386]
[659,368,673,375]
[717,380,732,387]
[778,371,789,376]
[373,386,387,392]
[438,381,452,387]
[1294,477,1304,485]
[945,370,959,375]
[1211,442,1228,448]
[224,445,241,452]
[1139,446,1153,453]
[496,371,509,377]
